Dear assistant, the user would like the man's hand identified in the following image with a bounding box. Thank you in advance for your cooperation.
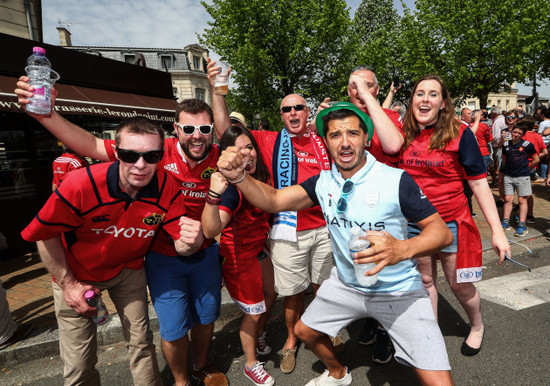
[209,172,229,196]
[15,75,58,118]
[207,58,231,90]
[60,280,98,317]
[352,231,411,276]
[176,216,205,256]
[217,146,250,181]
[474,110,482,122]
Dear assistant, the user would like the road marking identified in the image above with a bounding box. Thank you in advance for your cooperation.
[476,265,550,310]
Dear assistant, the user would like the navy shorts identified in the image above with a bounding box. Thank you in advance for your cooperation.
[408,220,458,253]
[145,244,222,341]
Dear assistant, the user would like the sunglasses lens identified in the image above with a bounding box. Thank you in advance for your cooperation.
[199,125,212,135]
[142,150,164,164]
[117,149,140,163]
[182,125,196,135]
[281,106,292,113]
[294,105,305,111]
[342,180,354,194]
[337,197,347,213]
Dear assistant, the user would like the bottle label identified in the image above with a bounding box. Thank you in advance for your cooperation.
[33,86,45,98]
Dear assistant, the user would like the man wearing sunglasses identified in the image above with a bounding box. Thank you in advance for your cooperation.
[207,65,335,373]
[21,117,202,385]
[16,73,229,385]
[217,102,454,386]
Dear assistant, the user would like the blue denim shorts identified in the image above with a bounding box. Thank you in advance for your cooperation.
[407,220,458,253]
[145,243,222,341]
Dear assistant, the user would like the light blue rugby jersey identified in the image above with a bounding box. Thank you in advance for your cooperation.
[301,151,436,293]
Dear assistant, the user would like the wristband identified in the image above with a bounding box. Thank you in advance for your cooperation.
[205,195,221,206]
[208,190,222,198]
[227,170,246,184]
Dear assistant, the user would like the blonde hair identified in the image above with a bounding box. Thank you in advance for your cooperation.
[403,74,459,150]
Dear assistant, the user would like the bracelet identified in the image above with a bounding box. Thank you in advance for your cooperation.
[227,170,246,184]
[205,195,221,206]
[208,190,222,198]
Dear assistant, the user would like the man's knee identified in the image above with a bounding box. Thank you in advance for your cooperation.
[294,320,320,343]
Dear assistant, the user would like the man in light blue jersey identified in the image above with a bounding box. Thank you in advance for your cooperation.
[216,102,454,386]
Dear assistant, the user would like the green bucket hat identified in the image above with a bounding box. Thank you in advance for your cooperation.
[315,102,374,142]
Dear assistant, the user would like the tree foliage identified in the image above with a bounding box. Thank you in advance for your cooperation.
[399,0,550,108]
[199,0,353,126]
[352,0,408,102]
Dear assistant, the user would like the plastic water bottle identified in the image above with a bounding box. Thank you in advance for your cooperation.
[348,226,378,286]
[84,290,111,326]
[25,46,54,115]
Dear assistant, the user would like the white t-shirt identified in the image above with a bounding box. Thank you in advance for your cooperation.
[538,120,550,145]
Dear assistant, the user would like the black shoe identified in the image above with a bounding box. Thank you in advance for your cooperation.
[357,318,377,345]
[461,330,484,357]
[0,323,33,350]
[471,212,477,218]
[372,328,394,364]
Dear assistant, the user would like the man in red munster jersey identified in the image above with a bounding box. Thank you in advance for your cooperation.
[21,117,202,386]
[16,75,229,386]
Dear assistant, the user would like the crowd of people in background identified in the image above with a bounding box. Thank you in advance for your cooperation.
[7,58,550,386]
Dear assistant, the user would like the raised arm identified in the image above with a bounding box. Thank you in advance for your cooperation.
[349,74,404,154]
[381,82,401,110]
[36,237,97,316]
[207,58,232,139]
[201,172,232,238]
[15,76,109,161]
[217,146,314,212]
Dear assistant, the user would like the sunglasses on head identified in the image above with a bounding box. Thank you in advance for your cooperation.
[175,122,213,135]
[506,115,517,119]
[116,148,164,164]
[281,104,307,113]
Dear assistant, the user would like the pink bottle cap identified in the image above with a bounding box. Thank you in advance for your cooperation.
[84,290,95,300]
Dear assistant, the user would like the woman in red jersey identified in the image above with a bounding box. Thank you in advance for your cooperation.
[398,74,510,356]
[202,126,276,386]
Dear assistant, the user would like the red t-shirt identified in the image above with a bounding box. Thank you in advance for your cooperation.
[219,185,270,262]
[252,130,327,231]
[365,108,404,167]
[474,122,493,156]
[106,138,219,256]
[21,162,185,282]
[52,153,89,188]
[523,131,545,163]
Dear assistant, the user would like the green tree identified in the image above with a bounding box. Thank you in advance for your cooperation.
[352,0,408,102]
[199,0,353,126]
[399,0,550,108]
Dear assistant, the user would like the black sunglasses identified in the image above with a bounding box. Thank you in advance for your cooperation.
[281,104,307,113]
[116,148,164,164]
[175,123,213,135]
[337,179,355,214]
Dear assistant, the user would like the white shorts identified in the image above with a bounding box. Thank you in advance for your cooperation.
[269,226,334,296]
[301,267,451,371]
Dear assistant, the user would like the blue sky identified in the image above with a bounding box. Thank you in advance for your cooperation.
[41,0,548,98]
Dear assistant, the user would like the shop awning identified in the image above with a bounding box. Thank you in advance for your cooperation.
[0,75,177,124]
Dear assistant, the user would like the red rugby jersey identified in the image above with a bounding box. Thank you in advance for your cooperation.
[252,130,327,231]
[52,153,89,188]
[219,185,270,263]
[22,162,185,282]
[106,138,219,256]
[365,108,404,167]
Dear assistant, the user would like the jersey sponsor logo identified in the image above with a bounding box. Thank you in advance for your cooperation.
[90,226,156,239]
[181,189,207,199]
[143,213,166,226]
[201,167,216,180]
[181,181,197,189]
[164,162,179,174]
[91,215,111,223]
[324,214,385,231]
[297,151,309,157]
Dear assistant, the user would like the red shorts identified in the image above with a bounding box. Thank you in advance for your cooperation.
[222,256,266,315]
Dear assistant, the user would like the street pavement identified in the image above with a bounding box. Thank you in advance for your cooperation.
[1,185,550,385]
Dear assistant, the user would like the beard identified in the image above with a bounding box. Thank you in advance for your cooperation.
[180,139,213,162]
